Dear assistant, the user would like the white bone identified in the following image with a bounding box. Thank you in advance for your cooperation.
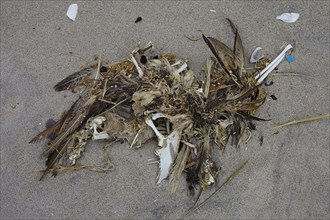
[90,116,110,140]
[155,130,181,183]
[171,60,181,67]
[176,63,188,74]
[93,132,110,140]
[255,44,293,84]
[145,113,182,183]
[130,54,144,78]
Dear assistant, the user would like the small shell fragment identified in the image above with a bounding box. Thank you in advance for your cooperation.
[276,13,300,23]
[67,4,78,21]
[250,47,264,63]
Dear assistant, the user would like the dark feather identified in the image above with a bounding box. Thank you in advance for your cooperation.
[54,65,96,91]
[203,34,242,87]
[237,111,271,121]
[202,34,232,77]
[207,37,236,64]
[29,90,90,144]
[226,18,245,72]
[42,90,91,156]
[40,137,72,180]
[229,116,241,146]
[29,120,61,143]
[40,97,111,180]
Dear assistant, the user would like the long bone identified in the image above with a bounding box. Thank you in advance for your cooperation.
[255,44,293,84]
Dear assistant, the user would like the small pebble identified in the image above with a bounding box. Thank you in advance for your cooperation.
[135,17,142,23]
[265,81,274,87]
[270,95,277,100]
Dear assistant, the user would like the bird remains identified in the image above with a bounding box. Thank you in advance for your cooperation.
[30,19,293,198]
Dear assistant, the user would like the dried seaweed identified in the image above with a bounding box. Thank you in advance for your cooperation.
[30,19,290,201]
[273,114,330,129]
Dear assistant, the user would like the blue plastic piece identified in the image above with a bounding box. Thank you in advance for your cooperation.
[285,54,296,63]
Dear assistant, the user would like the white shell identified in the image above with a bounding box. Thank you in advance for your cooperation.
[67,4,78,21]
[276,13,300,23]
[250,47,264,63]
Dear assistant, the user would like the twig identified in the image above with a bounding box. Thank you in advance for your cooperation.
[97,98,129,116]
[204,57,212,98]
[102,79,108,99]
[92,51,102,89]
[99,98,117,105]
[273,114,330,129]
[130,129,141,148]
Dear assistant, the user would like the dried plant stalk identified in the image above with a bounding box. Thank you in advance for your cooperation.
[273,114,330,129]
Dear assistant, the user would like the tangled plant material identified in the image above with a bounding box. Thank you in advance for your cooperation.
[30,19,290,199]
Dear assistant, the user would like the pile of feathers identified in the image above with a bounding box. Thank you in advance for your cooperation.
[30,19,273,196]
